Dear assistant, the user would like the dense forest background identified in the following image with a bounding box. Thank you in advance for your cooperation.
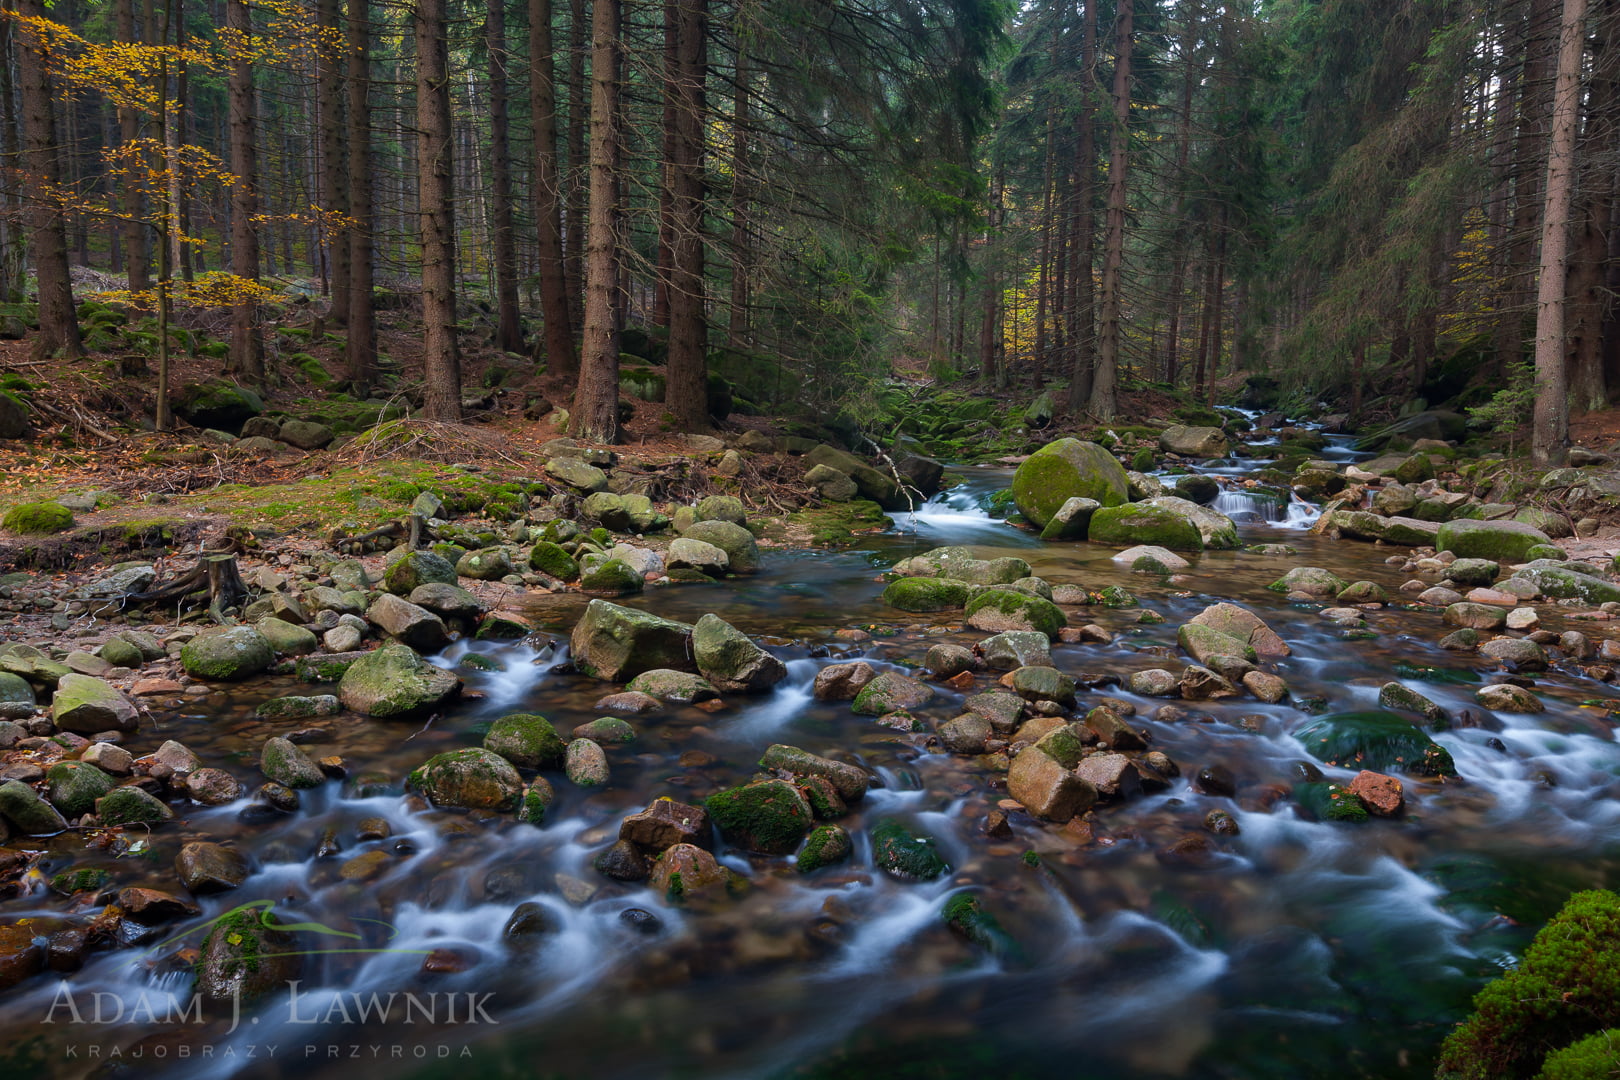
[0,0,1612,458]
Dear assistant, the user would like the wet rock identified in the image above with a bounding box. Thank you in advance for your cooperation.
[1113,544,1192,571]
[852,670,933,715]
[581,558,644,597]
[1038,496,1101,540]
[409,582,485,622]
[1180,665,1238,701]
[871,819,949,881]
[81,742,133,774]
[626,668,719,704]
[456,548,514,582]
[882,576,975,612]
[620,798,711,854]
[565,738,609,787]
[595,691,662,715]
[382,550,459,595]
[1194,763,1237,797]
[667,538,729,576]
[707,778,813,854]
[195,905,300,1003]
[1084,707,1146,751]
[1336,581,1389,605]
[51,674,140,734]
[502,901,560,948]
[1440,628,1482,651]
[255,695,341,720]
[979,631,1052,671]
[1205,809,1240,835]
[1479,637,1549,671]
[1476,683,1544,712]
[1293,710,1456,777]
[594,840,651,882]
[260,737,325,789]
[175,842,249,893]
[1377,682,1446,722]
[180,626,275,682]
[892,547,1031,586]
[484,713,566,768]
[1436,518,1552,562]
[1445,558,1500,587]
[1346,770,1404,816]
[1514,565,1620,605]
[117,888,199,924]
[0,779,66,834]
[43,761,113,816]
[805,464,858,501]
[1008,665,1076,708]
[1505,607,1539,631]
[963,691,1025,731]
[759,744,869,801]
[0,923,44,990]
[963,589,1066,637]
[1011,438,1130,528]
[938,713,992,754]
[1127,668,1179,697]
[802,446,906,510]
[185,768,243,805]
[925,643,977,678]
[1086,499,1204,553]
[1242,670,1288,703]
[1444,602,1508,631]
[517,780,555,825]
[96,786,173,826]
[1007,726,1095,822]
[1268,566,1348,597]
[570,600,696,681]
[649,843,737,904]
[1559,631,1594,659]
[692,614,787,693]
[1077,753,1143,800]
[1188,603,1291,657]
[409,748,524,810]
[812,662,876,701]
[1418,586,1464,606]
[1156,834,1220,870]
[338,641,460,717]
[796,824,853,874]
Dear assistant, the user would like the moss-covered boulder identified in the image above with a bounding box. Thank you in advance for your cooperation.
[95,786,174,826]
[650,842,740,905]
[408,747,523,810]
[528,541,580,580]
[851,670,934,715]
[692,613,787,693]
[964,589,1066,637]
[1514,566,1620,605]
[569,600,696,681]
[2,502,72,535]
[193,905,300,1004]
[804,444,907,509]
[1011,439,1130,528]
[796,824,853,874]
[626,668,719,704]
[483,713,566,768]
[681,520,760,574]
[382,549,458,594]
[881,576,975,612]
[457,547,514,581]
[1293,710,1457,777]
[51,674,139,733]
[706,778,813,854]
[1435,890,1620,1080]
[255,616,318,656]
[1269,566,1349,597]
[890,546,1030,585]
[1160,425,1229,457]
[45,761,115,816]
[1320,509,1442,546]
[337,641,461,717]
[1007,727,1096,822]
[871,819,949,881]
[180,626,275,681]
[259,736,324,789]
[0,779,67,834]
[581,558,644,596]
[758,743,869,802]
[1086,500,1204,552]
[1436,518,1554,562]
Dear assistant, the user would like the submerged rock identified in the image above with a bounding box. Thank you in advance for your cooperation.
[1292,710,1456,777]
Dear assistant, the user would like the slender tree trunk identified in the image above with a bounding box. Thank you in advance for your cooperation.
[727,28,751,347]
[113,0,149,294]
[1531,0,1586,465]
[653,0,679,329]
[1163,0,1197,388]
[1498,0,1560,373]
[417,0,462,420]
[17,0,82,358]
[1567,0,1617,410]
[572,0,622,442]
[345,0,376,393]
[0,13,28,303]
[530,0,577,375]
[1066,0,1099,409]
[317,0,350,325]
[1088,0,1131,420]
[664,0,708,430]
[226,0,263,378]
[565,0,587,329]
[485,0,522,352]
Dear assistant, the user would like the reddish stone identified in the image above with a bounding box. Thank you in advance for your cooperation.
[943,671,976,692]
[1347,770,1405,817]
[131,679,183,696]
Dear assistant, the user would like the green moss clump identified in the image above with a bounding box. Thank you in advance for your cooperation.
[963,589,1065,637]
[1130,447,1156,472]
[1537,1030,1620,1080]
[529,541,580,580]
[795,824,852,874]
[871,819,949,881]
[1293,710,1458,777]
[942,891,1013,955]
[3,502,73,535]
[881,576,974,613]
[1436,890,1620,1080]
[49,867,110,896]
[706,779,814,855]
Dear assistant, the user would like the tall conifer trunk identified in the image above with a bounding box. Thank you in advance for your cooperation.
[530,0,577,375]
[226,0,264,377]
[345,0,376,393]
[664,0,708,431]
[486,0,521,352]
[1088,0,1131,420]
[416,0,462,420]
[17,0,82,359]
[572,0,622,442]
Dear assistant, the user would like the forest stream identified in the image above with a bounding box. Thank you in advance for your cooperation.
[0,420,1616,1080]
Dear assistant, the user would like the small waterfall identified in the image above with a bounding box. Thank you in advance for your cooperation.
[1211,489,1285,524]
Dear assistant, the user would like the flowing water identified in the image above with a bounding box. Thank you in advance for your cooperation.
[2,434,1619,1080]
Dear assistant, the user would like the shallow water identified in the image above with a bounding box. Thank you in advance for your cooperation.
[2,448,1618,1080]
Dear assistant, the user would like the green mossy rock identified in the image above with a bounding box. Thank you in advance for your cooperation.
[695,495,747,526]
[45,761,115,816]
[1086,500,1204,552]
[681,520,761,574]
[851,670,934,715]
[1437,518,1554,563]
[180,627,275,681]
[95,786,174,826]
[2,502,73,535]
[408,747,523,810]
[255,617,318,656]
[964,589,1066,637]
[891,546,1031,585]
[569,600,696,682]
[581,558,644,596]
[259,736,325,789]
[528,541,579,580]
[383,550,458,594]
[881,576,975,612]
[1436,890,1620,1080]
[1515,566,1620,605]
[51,674,138,733]
[195,906,300,1004]
[871,819,949,881]
[337,641,461,717]
[1011,439,1130,528]
[456,547,514,581]
[943,891,1015,956]
[626,668,719,704]
[1293,710,1457,777]
[1293,781,1370,823]
[796,824,853,873]
[484,712,566,768]
[692,613,787,692]
[0,778,67,833]
[706,778,813,854]
[1269,566,1349,597]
